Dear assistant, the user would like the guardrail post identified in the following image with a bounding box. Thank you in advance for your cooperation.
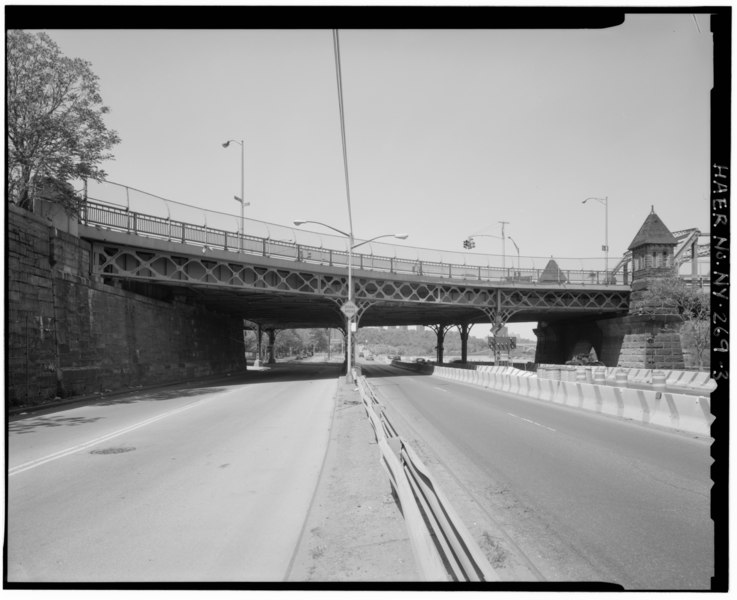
[329,250,333,267]
[262,239,267,257]
[390,257,394,273]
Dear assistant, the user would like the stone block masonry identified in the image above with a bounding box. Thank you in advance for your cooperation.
[7,205,245,408]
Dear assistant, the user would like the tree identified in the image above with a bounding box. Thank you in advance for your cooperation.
[640,277,710,369]
[7,30,120,212]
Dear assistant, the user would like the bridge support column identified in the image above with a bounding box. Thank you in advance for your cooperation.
[534,314,685,370]
[266,329,276,365]
[430,324,452,365]
[598,315,684,370]
[254,325,263,367]
[457,323,470,364]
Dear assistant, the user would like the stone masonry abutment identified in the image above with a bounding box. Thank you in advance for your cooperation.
[7,205,245,408]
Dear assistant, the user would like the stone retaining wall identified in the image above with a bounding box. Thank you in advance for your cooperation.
[7,204,245,407]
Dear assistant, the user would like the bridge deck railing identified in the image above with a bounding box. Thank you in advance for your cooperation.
[81,199,621,287]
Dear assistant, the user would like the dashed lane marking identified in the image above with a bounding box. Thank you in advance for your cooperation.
[506,412,557,432]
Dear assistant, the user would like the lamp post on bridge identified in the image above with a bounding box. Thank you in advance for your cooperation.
[499,221,509,272]
[508,235,520,273]
[293,219,408,383]
[582,196,609,284]
[222,139,249,252]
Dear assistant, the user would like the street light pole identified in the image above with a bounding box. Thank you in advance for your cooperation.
[508,235,520,272]
[347,231,354,381]
[222,139,246,252]
[293,220,407,383]
[499,221,509,272]
[583,196,609,283]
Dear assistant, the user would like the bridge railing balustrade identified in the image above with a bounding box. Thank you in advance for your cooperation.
[81,195,620,286]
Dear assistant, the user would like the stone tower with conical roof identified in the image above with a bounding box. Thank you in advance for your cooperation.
[627,206,679,313]
[612,207,684,369]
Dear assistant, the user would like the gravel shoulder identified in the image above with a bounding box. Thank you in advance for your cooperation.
[286,378,419,582]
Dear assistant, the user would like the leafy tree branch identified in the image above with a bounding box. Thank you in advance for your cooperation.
[7,30,120,212]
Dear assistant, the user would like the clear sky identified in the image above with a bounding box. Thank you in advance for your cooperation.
[32,10,714,338]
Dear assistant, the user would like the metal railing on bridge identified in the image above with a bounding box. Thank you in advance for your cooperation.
[83,180,623,287]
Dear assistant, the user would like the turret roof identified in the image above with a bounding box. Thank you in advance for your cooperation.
[627,207,677,250]
[539,258,567,283]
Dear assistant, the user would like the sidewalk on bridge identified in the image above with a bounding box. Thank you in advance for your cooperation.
[287,377,419,583]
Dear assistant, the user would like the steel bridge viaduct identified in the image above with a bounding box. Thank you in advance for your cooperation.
[42,180,705,369]
[72,198,642,366]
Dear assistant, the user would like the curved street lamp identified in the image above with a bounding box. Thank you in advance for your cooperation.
[294,219,408,382]
[462,220,510,271]
[508,235,520,272]
[582,196,609,283]
[222,139,248,252]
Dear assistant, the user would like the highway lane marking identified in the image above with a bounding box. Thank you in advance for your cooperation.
[434,386,450,392]
[9,402,203,477]
[506,412,556,432]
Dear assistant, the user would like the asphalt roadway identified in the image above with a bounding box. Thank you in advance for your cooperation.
[7,364,339,583]
[361,362,714,590]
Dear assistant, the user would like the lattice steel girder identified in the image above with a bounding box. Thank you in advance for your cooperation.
[498,288,630,313]
[92,243,629,315]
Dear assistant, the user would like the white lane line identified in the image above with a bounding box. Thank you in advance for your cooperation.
[434,386,449,392]
[9,402,203,477]
[506,412,556,432]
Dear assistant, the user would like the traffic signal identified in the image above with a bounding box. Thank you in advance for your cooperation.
[462,238,475,249]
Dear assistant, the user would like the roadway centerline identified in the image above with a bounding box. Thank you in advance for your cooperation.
[506,412,557,432]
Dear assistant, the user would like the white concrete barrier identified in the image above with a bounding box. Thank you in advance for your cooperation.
[578,382,600,413]
[538,378,557,402]
[617,387,651,423]
[665,392,714,436]
[430,365,714,437]
[648,392,680,430]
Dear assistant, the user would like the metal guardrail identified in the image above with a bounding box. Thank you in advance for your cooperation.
[355,372,498,582]
[81,192,621,286]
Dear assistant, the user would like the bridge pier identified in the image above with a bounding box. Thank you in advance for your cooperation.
[430,324,453,364]
[254,325,263,367]
[457,323,470,364]
[533,207,688,370]
[533,314,685,370]
[266,329,276,365]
